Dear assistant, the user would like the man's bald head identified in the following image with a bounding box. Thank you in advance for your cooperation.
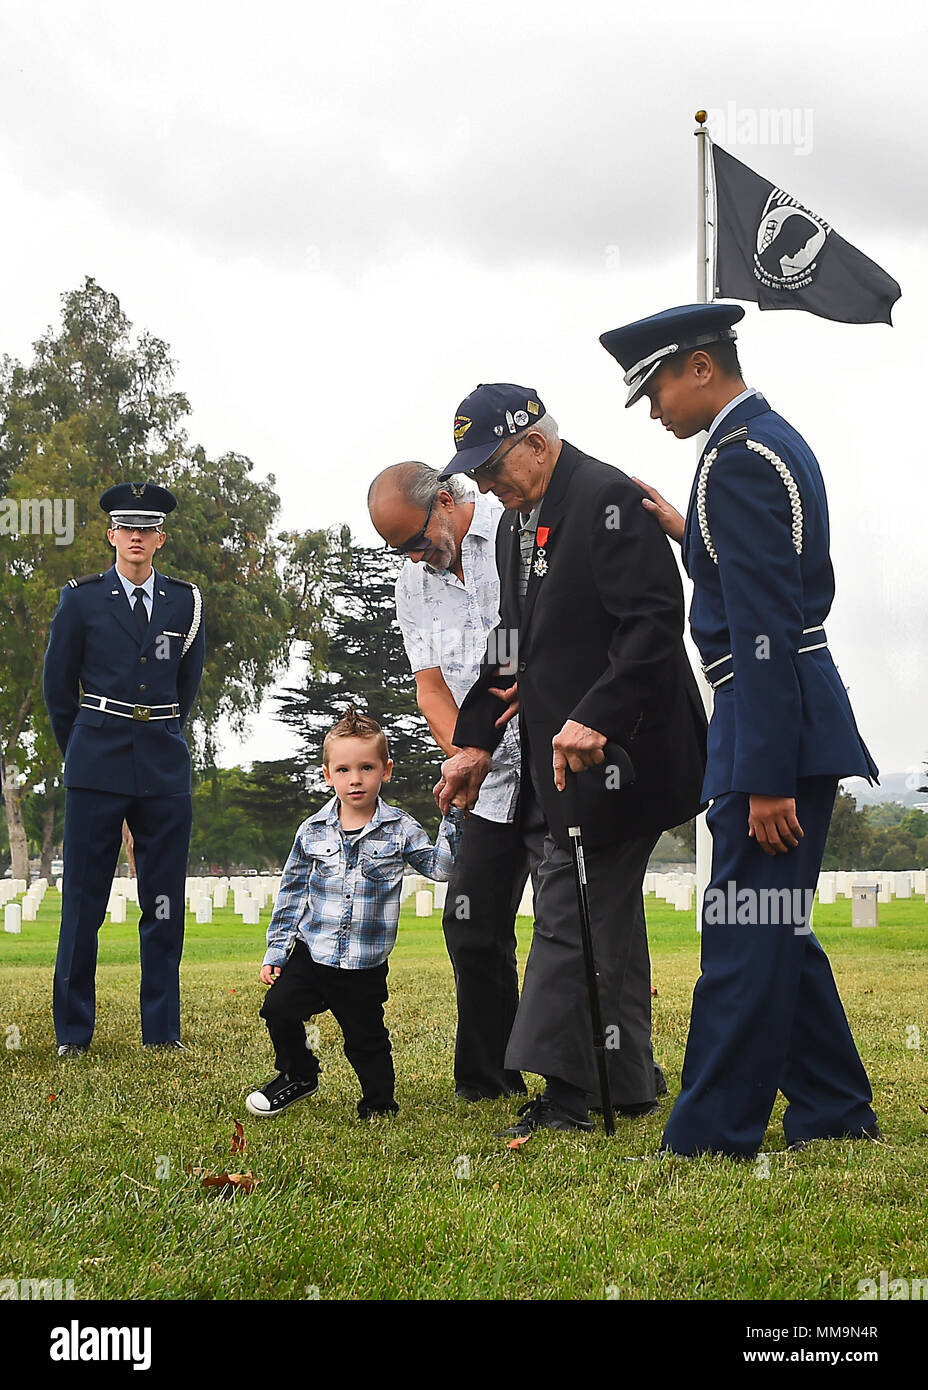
[368,461,473,574]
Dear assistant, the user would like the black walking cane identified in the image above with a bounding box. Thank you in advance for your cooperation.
[561,742,635,1137]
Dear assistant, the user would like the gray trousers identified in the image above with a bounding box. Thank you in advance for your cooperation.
[505,774,660,1105]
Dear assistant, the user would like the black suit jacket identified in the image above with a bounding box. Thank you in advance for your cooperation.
[453,440,707,850]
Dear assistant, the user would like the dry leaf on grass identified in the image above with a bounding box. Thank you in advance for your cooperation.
[231,1120,247,1155]
[202,1172,261,1193]
[507,1135,532,1151]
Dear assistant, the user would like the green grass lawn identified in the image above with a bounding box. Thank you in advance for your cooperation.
[1,893,926,1301]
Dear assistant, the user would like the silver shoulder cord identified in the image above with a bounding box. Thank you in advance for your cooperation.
[182,584,202,656]
[697,439,804,565]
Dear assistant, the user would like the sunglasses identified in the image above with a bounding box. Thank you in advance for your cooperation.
[387,494,436,557]
[463,433,527,481]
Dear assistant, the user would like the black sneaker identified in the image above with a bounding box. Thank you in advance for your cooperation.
[57,1043,88,1058]
[245,1073,318,1117]
[496,1095,594,1138]
[358,1099,399,1119]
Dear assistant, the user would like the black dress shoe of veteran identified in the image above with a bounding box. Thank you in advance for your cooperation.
[455,1084,528,1102]
[591,1098,661,1118]
[787,1122,883,1151]
[57,1043,88,1058]
[496,1095,595,1138]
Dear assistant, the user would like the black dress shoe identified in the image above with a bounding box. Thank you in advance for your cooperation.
[143,1040,188,1051]
[788,1122,883,1151]
[57,1043,88,1058]
[496,1095,594,1138]
[455,1085,523,1102]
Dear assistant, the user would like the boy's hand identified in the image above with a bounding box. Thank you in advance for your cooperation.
[260,964,282,985]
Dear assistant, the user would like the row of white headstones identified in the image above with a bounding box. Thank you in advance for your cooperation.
[3,867,925,934]
[646,869,928,914]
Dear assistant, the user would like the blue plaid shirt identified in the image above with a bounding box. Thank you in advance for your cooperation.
[263,795,464,970]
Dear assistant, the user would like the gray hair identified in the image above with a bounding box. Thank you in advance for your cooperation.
[376,461,471,508]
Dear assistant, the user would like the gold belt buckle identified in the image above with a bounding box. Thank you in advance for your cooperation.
[133,705,151,721]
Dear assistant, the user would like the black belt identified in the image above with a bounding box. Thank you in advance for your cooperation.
[702,626,827,691]
[81,694,179,721]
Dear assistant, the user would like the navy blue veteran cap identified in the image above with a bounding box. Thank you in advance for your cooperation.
[600,303,745,407]
[99,481,177,529]
[439,383,546,479]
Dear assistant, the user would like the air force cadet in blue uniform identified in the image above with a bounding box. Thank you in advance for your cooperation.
[43,483,205,1055]
[600,304,880,1157]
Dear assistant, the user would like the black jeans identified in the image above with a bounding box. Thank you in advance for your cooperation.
[441,812,530,1096]
[260,941,395,1112]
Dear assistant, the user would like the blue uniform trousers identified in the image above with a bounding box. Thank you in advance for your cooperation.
[54,788,193,1047]
[661,775,876,1157]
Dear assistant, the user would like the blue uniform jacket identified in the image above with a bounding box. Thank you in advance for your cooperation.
[681,393,878,803]
[43,565,205,797]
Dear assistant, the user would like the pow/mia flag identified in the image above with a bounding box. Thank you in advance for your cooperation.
[711,143,901,325]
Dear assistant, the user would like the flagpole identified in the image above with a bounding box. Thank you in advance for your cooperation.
[696,109,709,303]
[694,109,712,933]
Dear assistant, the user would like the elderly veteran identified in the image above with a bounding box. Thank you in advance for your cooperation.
[368,461,527,1102]
[435,384,707,1136]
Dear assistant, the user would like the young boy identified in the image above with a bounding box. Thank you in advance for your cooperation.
[246,708,464,1119]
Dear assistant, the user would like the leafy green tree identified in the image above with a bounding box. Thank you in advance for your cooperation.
[822,787,873,869]
[864,801,907,829]
[23,779,66,880]
[227,759,311,864]
[899,808,928,840]
[0,278,326,879]
[276,529,442,832]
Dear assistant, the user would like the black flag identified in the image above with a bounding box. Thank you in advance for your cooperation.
[711,143,901,325]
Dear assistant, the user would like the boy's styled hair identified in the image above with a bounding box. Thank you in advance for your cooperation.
[322,706,390,767]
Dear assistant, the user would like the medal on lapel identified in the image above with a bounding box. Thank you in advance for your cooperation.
[533,526,550,577]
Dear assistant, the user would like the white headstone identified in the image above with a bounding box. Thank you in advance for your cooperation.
[851,885,878,928]
[195,897,213,923]
[673,883,693,912]
[817,878,836,905]
[242,898,260,925]
[432,881,448,909]
[415,889,433,917]
[894,872,912,899]
[21,898,37,921]
[110,896,127,923]
[518,880,534,917]
[213,884,229,909]
[4,902,22,934]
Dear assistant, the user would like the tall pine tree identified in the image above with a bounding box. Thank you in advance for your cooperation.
[276,528,442,832]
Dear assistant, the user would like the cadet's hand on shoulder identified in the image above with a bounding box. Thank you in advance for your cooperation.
[748,795,804,855]
[632,477,685,544]
[552,720,607,792]
[259,965,281,985]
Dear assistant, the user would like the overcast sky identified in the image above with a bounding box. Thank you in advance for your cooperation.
[2,0,925,786]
